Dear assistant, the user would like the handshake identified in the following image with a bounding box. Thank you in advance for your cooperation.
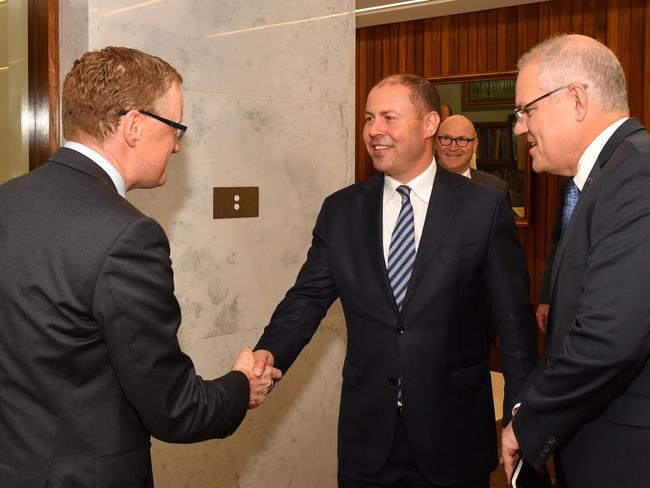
[232,348,282,409]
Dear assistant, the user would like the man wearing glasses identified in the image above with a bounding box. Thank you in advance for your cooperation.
[435,114,510,202]
[0,46,279,488]
[501,34,650,488]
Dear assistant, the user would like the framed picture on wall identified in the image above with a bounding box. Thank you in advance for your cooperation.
[463,79,516,109]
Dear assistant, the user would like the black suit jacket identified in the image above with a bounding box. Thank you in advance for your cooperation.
[514,118,650,487]
[0,148,249,488]
[256,166,537,485]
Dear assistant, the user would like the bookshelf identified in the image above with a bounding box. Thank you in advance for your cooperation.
[475,118,528,210]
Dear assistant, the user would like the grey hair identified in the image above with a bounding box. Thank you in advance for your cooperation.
[518,34,628,113]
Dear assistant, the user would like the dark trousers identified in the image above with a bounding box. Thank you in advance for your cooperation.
[338,409,489,488]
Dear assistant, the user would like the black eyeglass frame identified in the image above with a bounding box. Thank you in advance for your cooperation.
[436,135,477,148]
[139,110,187,140]
[118,109,187,140]
[512,85,570,124]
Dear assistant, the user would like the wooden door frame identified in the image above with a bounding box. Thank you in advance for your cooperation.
[28,0,59,170]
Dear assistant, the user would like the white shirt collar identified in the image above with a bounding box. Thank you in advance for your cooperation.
[574,117,628,190]
[383,157,437,204]
[63,141,127,197]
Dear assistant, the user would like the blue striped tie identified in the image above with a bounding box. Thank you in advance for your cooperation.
[388,185,416,310]
[561,180,580,231]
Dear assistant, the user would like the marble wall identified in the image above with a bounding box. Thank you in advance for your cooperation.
[59,1,355,486]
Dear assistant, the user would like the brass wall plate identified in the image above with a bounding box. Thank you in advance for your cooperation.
[213,187,259,219]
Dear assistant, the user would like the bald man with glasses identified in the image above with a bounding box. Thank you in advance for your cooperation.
[435,115,511,203]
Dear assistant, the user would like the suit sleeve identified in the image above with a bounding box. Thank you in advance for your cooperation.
[92,217,249,443]
[255,199,339,373]
[484,191,538,425]
[514,155,650,468]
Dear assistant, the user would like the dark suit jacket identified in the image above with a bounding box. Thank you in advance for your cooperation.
[537,177,570,305]
[256,166,537,485]
[470,168,509,194]
[0,148,249,488]
[514,118,650,487]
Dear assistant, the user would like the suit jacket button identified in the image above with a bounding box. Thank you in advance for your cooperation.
[396,326,405,335]
[388,377,397,385]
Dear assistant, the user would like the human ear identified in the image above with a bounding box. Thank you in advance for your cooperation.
[120,110,143,147]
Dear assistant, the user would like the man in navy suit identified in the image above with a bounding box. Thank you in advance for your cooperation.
[253,74,538,487]
[502,34,650,488]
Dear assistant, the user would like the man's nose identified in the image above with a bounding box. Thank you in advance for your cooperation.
[513,119,527,136]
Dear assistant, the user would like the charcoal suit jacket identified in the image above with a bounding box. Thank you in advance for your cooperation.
[256,166,537,485]
[513,118,650,488]
[0,148,249,488]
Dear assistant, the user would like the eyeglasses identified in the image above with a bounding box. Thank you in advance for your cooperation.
[513,85,569,124]
[437,135,477,147]
[118,109,187,140]
[138,110,187,140]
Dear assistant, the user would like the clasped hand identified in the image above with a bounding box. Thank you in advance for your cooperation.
[232,348,282,409]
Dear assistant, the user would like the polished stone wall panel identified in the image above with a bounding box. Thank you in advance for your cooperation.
[59,0,355,486]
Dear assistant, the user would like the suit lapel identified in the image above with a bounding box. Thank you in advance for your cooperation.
[355,175,397,308]
[549,118,646,298]
[400,167,463,311]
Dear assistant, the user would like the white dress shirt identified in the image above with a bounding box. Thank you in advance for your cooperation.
[573,117,628,190]
[63,141,127,197]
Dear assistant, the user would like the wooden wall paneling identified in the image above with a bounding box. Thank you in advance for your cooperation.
[459,14,469,74]
[399,22,408,72]
[559,0,572,33]
[423,18,433,76]
[517,6,528,63]
[449,15,460,74]
[28,0,59,170]
[414,20,424,75]
[505,7,519,69]
[607,0,619,52]
[628,0,645,119]
[431,18,442,77]
[616,0,631,98]
[538,1,550,49]
[467,13,478,73]
[548,0,561,37]
[526,4,539,52]
[388,24,399,73]
[582,0,595,37]
[381,24,391,78]
[440,16,451,74]
[406,21,416,73]
[486,10,498,72]
[496,9,508,71]
[594,0,608,43]
[571,0,584,33]
[477,11,487,72]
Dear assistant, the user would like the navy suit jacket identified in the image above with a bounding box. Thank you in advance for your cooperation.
[514,118,650,487]
[257,166,537,485]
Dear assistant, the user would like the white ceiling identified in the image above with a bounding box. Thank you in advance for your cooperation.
[356,0,548,28]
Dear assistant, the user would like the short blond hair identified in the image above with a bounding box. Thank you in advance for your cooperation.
[62,46,182,142]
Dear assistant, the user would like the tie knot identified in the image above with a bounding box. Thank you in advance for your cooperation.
[566,180,580,198]
[396,185,411,200]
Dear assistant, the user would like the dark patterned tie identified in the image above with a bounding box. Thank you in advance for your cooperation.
[561,180,580,231]
[387,186,416,310]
